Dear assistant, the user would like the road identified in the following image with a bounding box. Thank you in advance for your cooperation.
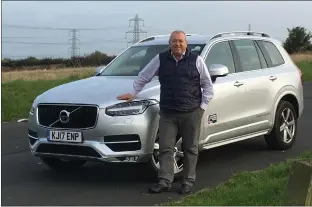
[2,82,312,206]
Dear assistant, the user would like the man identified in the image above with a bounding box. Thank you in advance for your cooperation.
[117,30,214,194]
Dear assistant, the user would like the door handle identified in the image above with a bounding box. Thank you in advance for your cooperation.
[269,76,277,81]
[233,81,244,87]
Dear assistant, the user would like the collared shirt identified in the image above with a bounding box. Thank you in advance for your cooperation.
[131,53,214,110]
[171,51,185,62]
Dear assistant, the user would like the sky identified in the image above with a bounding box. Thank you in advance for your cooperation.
[2,1,312,59]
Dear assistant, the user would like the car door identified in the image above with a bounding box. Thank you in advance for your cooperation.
[227,39,273,135]
[200,40,253,146]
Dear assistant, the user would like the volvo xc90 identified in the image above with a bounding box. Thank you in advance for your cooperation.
[28,31,304,177]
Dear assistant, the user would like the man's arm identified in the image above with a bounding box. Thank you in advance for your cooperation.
[196,56,214,110]
[132,54,160,97]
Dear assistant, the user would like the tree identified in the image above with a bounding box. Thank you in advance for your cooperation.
[283,26,312,54]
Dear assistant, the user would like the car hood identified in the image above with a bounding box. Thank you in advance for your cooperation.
[35,76,160,108]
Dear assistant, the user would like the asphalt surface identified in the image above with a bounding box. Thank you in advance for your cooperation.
[2,82,312,206]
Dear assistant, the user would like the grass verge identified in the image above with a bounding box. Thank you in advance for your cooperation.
[165,150,312,206]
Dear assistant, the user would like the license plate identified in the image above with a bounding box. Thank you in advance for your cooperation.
[47,130,83,143]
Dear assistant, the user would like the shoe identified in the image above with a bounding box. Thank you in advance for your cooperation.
[148,183,171,194]
[178,184,192,195]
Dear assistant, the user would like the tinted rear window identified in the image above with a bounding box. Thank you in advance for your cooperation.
[259,40,285,67]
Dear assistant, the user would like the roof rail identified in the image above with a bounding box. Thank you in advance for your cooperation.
[210,31,270,40]
[138,33,202,43]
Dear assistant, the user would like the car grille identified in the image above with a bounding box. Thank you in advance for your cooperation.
[37,104,98,129]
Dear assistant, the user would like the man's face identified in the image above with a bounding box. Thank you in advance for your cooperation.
[169,32,187,56]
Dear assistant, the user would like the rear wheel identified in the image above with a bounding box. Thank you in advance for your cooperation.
[41,157,87,171]
[265,100,298,150]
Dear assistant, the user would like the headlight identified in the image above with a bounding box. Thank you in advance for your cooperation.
[29,95,41,115]
[29,105,35,115]
[29,102,37,115]
[105,99,158,116]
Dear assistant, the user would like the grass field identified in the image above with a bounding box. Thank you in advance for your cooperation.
[1,67,96,83]
[165,150,312,206]
[297,61,312,81]
[1,76,84,122]
[291,52,312,81]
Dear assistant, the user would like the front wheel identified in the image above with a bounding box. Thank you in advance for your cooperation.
[264,100,298,150]
[147,133,184,181]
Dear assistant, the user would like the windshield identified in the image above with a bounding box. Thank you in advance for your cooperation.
[100,44,206,76]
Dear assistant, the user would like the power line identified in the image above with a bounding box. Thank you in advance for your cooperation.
[78,35,128,42]
[2,24,127,31]
[2,55,66,59]
[3,23,131,58]
[144,26,169,34]
[125,14,147,45]
[2,41,69,45]
[2,36,129,42]
[2,40,128,45]
[2,17,161,58]
[2,36,49,39]
[3,24,70,31]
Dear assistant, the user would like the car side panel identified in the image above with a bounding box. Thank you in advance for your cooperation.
[227,70,273,134]
[200,74,250,144]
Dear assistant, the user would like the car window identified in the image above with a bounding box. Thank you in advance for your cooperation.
[260,41,285,67]
[232,39,262,72]
[101,44,206,76]
[125,49,148,68]
[254,41,268,68]
[205,41,236,74]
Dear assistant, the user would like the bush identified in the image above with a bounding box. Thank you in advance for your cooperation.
[1,50,116,71]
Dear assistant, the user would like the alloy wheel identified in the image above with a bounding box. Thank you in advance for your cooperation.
[151,136,184,174]
[279,108,296,144]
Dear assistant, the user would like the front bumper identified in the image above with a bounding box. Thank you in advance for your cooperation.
[28,105,160,164]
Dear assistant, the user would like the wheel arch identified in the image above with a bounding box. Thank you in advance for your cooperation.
[271,87,299,125]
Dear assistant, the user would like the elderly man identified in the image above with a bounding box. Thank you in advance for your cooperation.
[117,30,214,194]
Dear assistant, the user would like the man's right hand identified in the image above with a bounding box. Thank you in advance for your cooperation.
[117,93,135,102]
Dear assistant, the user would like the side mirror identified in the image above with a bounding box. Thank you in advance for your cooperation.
[209,64,229,78]
[94,66,106,76]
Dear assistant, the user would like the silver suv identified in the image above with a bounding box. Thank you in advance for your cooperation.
[28,31,304,177]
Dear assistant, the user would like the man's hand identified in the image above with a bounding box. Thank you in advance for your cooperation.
[117,93,135,102]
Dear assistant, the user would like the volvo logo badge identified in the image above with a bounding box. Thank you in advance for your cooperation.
[59,110,70,123]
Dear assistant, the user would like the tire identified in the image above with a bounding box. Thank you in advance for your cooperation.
[40,157,87,171]
[146,131,184,181]
[265,100,298,150]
